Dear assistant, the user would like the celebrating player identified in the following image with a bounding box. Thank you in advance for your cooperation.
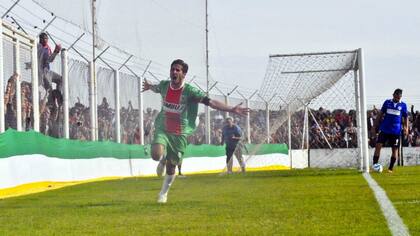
[143,59,249,203]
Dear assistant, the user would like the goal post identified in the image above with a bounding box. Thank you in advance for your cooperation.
[259,49,370,172]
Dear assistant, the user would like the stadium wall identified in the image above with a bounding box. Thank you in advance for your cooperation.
[0,129,290,190]
[308,148,420,168]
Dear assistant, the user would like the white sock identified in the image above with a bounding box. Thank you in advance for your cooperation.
[159,174,176,196]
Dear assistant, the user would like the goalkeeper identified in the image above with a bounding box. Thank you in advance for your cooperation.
[372,89,408,173]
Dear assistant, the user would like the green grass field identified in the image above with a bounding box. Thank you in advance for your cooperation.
[1,167,419,235]
[372,166,420,235]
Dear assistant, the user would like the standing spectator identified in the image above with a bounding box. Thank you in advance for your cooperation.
[222,117,245,174]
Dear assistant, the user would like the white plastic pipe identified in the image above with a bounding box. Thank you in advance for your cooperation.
[88,61,96,140]
[31,37,39,132]
[14,39,22,131]
[138,76,144,145]
[62,49,69,138]
[115,70,121,143]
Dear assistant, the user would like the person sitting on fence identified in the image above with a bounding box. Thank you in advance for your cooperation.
[38,32,62,92]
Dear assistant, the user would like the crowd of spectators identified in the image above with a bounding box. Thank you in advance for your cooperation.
[3,67,420,149]
[186,105,420,149]
[3,32,420,149]
[4,78,420,149]
[68,98,145,144]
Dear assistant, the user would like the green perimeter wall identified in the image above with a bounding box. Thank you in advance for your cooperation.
[0,129,288,159]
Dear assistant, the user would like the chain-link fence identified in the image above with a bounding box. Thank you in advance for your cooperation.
[2,37,17,130]
[119,72,140,144]
[96,67,116,142]
[68,59,91,140]
[19,44,33,131]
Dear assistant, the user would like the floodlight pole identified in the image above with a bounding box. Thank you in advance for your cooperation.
[204,0,211,144]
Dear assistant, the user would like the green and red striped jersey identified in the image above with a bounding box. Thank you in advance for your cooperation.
[152,80,206,135]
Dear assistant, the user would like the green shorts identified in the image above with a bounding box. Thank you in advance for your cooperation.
[152,130,187,165]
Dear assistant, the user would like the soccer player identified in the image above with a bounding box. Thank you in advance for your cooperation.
[142,59,249,203]
[372,89,408,173]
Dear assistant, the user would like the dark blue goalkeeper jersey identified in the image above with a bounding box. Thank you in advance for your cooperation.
[379,99,407,135]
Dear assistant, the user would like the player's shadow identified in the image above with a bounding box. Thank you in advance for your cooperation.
[74,201,127,208]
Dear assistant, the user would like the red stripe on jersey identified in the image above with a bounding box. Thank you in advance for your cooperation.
[164,86,183,134]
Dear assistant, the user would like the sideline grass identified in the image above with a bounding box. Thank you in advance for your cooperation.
[372,166,420,235]
[0,169,389,235]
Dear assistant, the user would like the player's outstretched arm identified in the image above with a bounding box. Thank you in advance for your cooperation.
[208,99,250,116]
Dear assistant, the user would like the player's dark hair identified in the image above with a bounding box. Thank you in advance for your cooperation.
[171,59,188,74]
[393,88,403,95]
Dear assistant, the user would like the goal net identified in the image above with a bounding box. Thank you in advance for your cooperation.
[258,49,369,171]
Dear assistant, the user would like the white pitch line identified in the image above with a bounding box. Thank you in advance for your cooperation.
[363,173,410,236]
